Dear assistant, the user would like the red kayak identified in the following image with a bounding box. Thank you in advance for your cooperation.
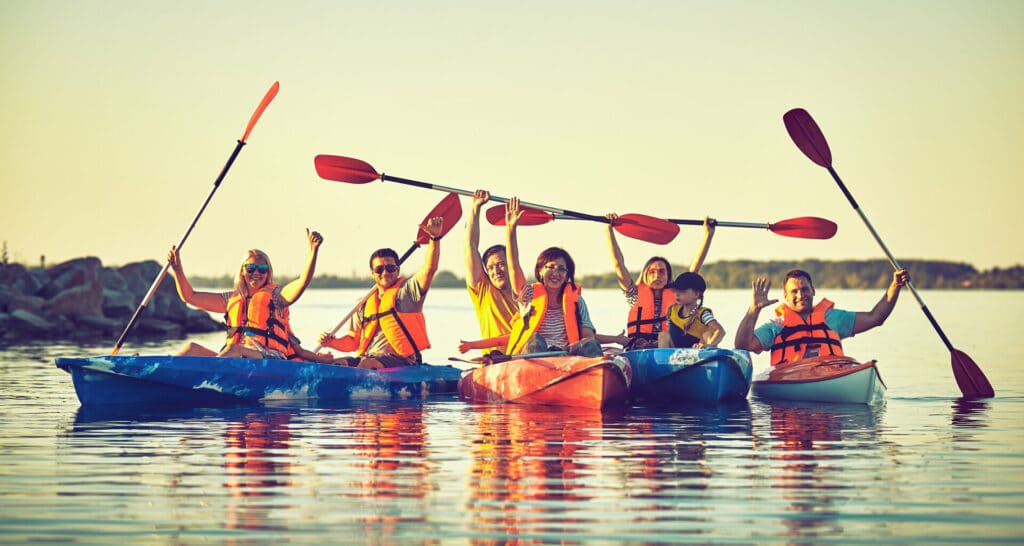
[458,353,631,409]
[751,355,886,404]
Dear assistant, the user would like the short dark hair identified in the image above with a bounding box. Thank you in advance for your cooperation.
[784,269,814,288]
[534,246,576,289]
[481,244,506,266]
[369,248,400,270]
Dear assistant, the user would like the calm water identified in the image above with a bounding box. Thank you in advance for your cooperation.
[2,288,1023,544]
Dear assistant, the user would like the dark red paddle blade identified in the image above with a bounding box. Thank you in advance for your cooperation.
[314,155,381,184]
[241,81,280,143]
[952,349,994,399]
[784,108,833,168]
[768,216,838,239]
[415,193,463,244]
[614,214,680,245]
[484,204,555,226]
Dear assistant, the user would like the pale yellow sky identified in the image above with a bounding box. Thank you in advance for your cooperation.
[2,1,1021,278]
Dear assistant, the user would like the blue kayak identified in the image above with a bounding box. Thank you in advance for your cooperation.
[621,347,753,404]
[55,355,463,406]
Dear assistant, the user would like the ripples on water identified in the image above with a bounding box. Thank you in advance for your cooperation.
[2,290,1024,544]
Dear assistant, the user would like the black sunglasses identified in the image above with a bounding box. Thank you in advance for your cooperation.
[373,264,399,275]
[244,263,270,274]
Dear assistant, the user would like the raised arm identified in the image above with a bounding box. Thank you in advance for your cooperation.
[689,217,716,273]
[505,197,527,295]
[605,213,635,292]
[414,216,443,291]
[280,228,323,304]
[734,276,777,353]
[167,246,228,313]
[852,268,910,335]
[465,190,489,291]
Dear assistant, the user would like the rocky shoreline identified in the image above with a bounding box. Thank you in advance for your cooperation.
[0,257,223,346]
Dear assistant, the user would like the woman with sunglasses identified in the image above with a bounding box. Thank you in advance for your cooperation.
[319,217,444,369]
[167,228,323,359]
[602,214,716,350]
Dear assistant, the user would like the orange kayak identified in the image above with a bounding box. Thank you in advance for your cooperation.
[458,354,631,409]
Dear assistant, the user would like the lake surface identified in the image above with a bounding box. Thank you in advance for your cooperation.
[2,288,1023,544]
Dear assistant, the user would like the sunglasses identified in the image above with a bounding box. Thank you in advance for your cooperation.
[244,263,270,274]
[373,264,399,275]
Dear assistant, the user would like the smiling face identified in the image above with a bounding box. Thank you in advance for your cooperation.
[371,256,400,290]
[783,276,816,314]
[539,257,568,291]
[485,253,509,291]
[241,256,270,291]
[642,259,670,290]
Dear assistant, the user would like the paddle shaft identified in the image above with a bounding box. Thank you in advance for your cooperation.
[550,213,768,230]
[111,141,246,355]
[825,166,955,351]
[380,173,610,223]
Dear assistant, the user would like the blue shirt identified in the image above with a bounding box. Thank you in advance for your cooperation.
[753,307,857,350]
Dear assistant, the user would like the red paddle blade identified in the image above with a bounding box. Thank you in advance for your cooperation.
[614,214,680,245]
[952,349,994,399]
[784,108,833,168]
[241,81,280,143]
[314,155,381,184]
[415,193,463,244]
[768,216,838,239]
[484,204,555,226]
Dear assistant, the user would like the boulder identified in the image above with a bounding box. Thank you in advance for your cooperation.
[73,314,124,338]
[134,318,184,338]
[9,309,53,336]
[46,283,104,318]
[0,263,45,297]
[102,288,137,319]
[185,308,224,333]
[39,257,103,299]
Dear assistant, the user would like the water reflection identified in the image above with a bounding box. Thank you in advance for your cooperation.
[463,404,623,542]
[223,411,293,531]
[763,401,884,540]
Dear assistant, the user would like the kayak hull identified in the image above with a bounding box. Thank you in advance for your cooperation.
[458,354,631,409]
[751,355,886,405]
[55,355,463,406]
[623,347,753,404]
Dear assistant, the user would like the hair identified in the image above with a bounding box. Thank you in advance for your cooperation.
[368,248,400,270]
[534,246,576,290]
[234,249,273,298]
[640,256,672,286]
[784,269,814,289]
[481,244,506,267]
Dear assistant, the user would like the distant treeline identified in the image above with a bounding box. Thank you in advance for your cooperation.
[188,260,1024,290]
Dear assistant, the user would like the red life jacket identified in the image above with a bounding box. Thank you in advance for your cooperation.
[769,298,844,365]
[224,283,295,357]
[506,282,582,354]
[357,277,431,362]
[626,283,673,342]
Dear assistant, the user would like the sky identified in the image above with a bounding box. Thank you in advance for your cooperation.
[2,1,1022,279]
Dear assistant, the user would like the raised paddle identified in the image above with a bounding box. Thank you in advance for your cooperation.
[313,192,463,351]
[485,205,838,240]
[783,107,994,399]
[313,154,679,245]
[111,81,280,356]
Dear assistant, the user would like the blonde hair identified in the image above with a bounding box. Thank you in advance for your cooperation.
[234,249,274,298]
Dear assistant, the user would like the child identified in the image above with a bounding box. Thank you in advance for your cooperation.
[658,272,725,349]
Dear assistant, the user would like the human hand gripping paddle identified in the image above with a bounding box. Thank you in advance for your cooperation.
[111,82,280,355]
[312,193,462,352]
[783,107,994,399]
[484,205,838,240]
[313,155,679,245]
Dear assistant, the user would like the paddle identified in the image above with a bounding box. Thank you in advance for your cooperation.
[485,205,838,240]
[313,193,463,351]
[313,154,679,245]
[783,107,994,399]
[111,81,280,356]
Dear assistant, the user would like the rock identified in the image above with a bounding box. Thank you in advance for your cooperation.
[46,284,104,318]
[72,314,124,338]
[185,309,224,333]
[0,263,45,297]
[9,293,46,314]
[102,288,137,319]
[39,257,102,299]
[134,318,184,338]
[9,309,53,336]
[100,268,128,292]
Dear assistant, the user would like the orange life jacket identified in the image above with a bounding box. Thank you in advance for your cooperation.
[224,283,295,357]
[770,298,844,365]
[626,282,674,341]
[357,277,431,362]
[506,282,582,354]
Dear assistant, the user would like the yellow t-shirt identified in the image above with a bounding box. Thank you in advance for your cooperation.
[468,279,517,353]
